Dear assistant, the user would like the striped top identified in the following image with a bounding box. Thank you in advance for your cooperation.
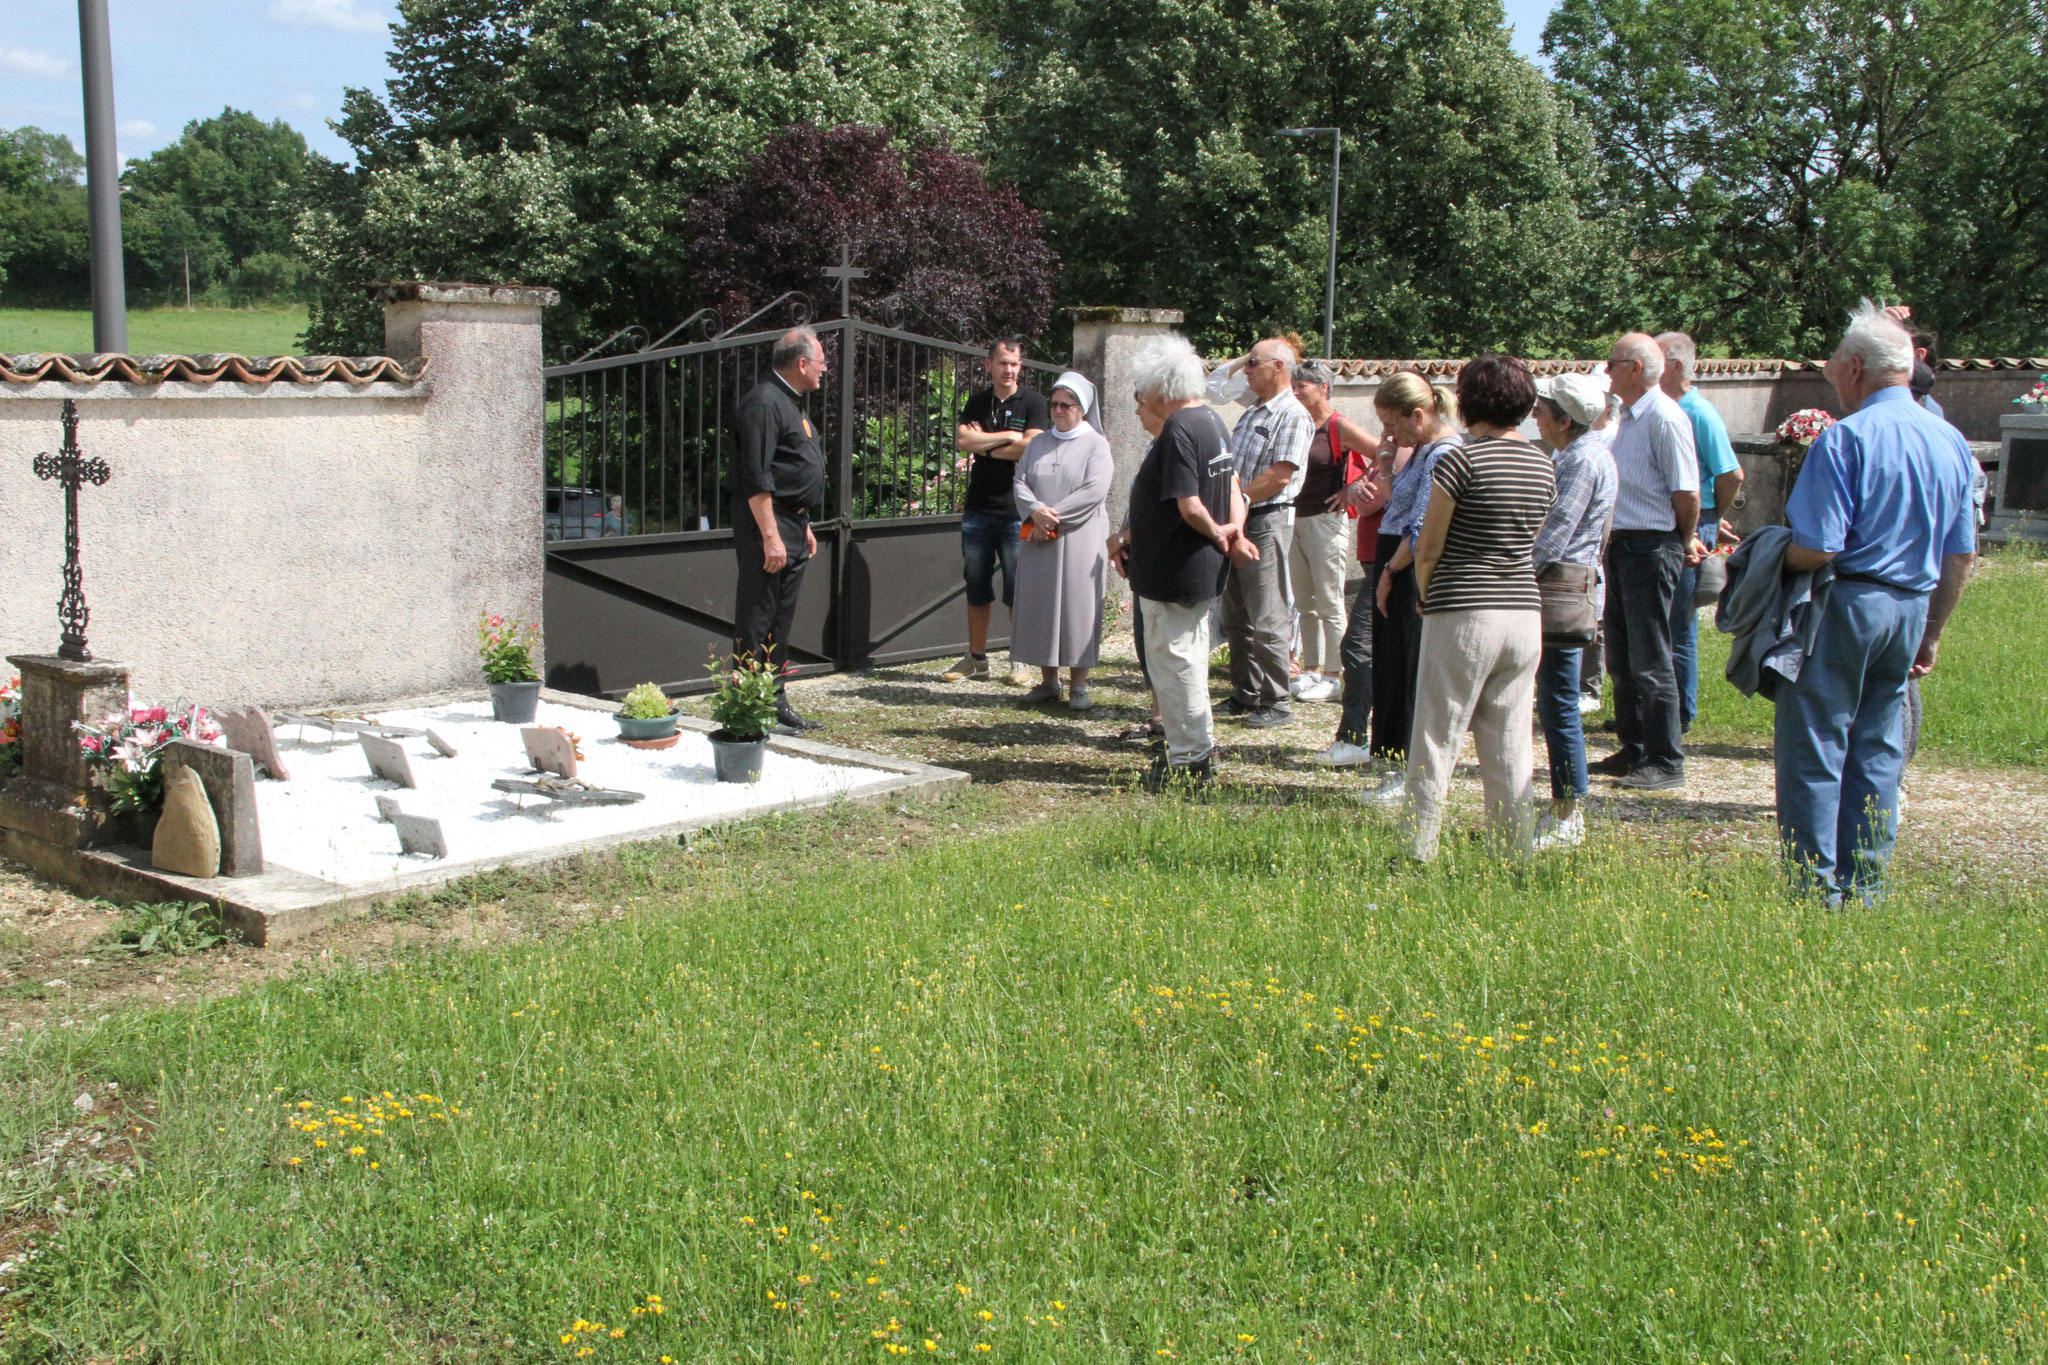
[1421,436,1557,615]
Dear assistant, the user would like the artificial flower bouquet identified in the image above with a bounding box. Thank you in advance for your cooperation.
[1775,409,1837,446]
[76,698,223,815]
[2016,375,2048,409]
[0,675,22,779]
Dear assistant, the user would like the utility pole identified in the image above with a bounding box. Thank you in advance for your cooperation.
[77,0,128,353]
[184,250,191,309]
[1277,127,1342,361]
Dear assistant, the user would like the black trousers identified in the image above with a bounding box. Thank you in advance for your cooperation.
[1370,534,1423,761]
[1335,559,1380,745]
[1603,530,1685,774]
[732,504,811,700]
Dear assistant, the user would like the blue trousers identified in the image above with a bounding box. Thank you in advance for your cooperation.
[1774,579,1928,897]
[1536,644,1587,800]
[1672,521,1717,731]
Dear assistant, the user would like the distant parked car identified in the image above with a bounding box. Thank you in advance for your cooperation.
[544,488,636,540]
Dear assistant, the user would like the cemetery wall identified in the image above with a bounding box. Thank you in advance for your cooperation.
[0,284,556,710]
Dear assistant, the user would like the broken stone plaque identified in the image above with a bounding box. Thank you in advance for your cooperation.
[491,776,644,806]
[426,728,457,758]
[392,811,447,859]
[520,726,578,779]
[375,794,402,823]
[359,734,417,788]
[217,706,289,781]
[160,739,263,877]
[152,766,221,878]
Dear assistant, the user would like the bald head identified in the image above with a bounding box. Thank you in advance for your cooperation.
[772,326,826,393]
[1244,336,1299,401]
[1608,332,1664,403]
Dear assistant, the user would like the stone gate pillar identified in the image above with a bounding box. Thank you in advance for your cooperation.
[1067,307,1186,544]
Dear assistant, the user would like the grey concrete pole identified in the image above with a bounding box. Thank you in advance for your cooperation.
[1279,127,1342,358]
[77,0,128,354]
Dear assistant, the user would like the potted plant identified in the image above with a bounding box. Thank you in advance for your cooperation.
[706,654,780,783]
[616,682,680,749]
[478,610,543,723]
[75,699,223,846]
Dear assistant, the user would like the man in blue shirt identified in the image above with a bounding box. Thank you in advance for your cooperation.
[1778,301,1976,903]
[1657,332,1744,731]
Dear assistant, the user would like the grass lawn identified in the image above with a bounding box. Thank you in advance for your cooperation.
[1689,543,2047,767]
[4,798,2045,1362]
[0,306,309,358]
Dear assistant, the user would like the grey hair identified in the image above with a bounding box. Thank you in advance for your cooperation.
[1292,359,1334,387]
[1654,331,1697,382]
[771,327,821,371]
[1537,396,1589,442]
[1614,332,1665,384]
[1838,298,1914,376]
[1132,333,1208,402]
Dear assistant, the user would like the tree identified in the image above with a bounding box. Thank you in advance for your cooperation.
[0,127,90,306]
[1544,0,2048,357]
[120,109,333,307]
[301,0,988,353]
[973,0,1618,357]
[685,123,1057,342]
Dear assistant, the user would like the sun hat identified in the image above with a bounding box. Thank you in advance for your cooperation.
[1533,371,1610,428]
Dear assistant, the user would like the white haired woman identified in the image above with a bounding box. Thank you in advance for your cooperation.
[1012,371,1115,709]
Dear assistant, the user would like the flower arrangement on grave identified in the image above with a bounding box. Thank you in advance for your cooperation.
[2016,375,2048,410]
[75,699,223,815]
[619,683,675,721]
[1775,409,1836,447]
[615,681,680,746]
[477,611,542,684]
[0,675,22,779]
[708,654,781,743]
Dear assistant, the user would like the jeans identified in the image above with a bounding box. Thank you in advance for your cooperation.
[1603,530,1686,775]
[1220,511,1294,709]
[1139,597,1217,765]
[1775,579,1927,898]
[1371,535,1423,760]
[960,510,1019,609]
[1335,561,1380,745]
[1672,521,1718,731]
[1535,644,1587,800]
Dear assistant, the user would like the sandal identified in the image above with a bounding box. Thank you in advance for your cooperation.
[1118,718,1165,744]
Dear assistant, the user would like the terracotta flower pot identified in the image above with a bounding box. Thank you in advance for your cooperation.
[622,733,680,751]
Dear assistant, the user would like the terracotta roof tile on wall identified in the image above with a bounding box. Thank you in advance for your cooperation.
[1316,356,2046,380]
[0,353,431,387]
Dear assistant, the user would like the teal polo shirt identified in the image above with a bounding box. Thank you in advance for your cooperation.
[1677,387,1739,510]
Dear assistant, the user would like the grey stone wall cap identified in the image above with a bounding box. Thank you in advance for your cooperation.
[367,281,562,307]
[7,654,132,683]
[1065,306,1186,325]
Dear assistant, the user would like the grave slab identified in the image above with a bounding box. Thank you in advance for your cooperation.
[359,734,417,788]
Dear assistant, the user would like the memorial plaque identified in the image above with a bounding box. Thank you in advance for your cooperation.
[375,794,402,823]
[160,739,263,877]
[2004,439,2048,512]
[392,811,447,859]
[426,728,457,758]
[359,733,417,788]
[521,726,578,779]
[217,706,289,781]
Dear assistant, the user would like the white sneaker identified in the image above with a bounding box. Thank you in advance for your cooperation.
[1296,675,1339,702]
[1309,739,1374,767]
[1288,671,1319,697]
[1533,809,1586,850]
[1578,694,1600,714]
[1895,788,1907,828]
[1357,773,1407,806]
[1067,687,1093,712]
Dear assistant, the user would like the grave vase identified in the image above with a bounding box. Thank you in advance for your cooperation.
[489,681,542,724]
[709,732,768,783]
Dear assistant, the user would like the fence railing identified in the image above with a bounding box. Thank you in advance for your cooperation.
[543,318,1064,540]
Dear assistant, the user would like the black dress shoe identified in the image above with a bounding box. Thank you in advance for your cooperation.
[775,706,823,733]
[1586,750,1637,777]
[1218,697,1255,717]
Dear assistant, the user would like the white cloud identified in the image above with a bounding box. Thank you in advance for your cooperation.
[118,119,157,139]
[266,0,389,35]
[0,46,73,80]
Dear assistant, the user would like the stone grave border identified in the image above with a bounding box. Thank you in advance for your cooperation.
[1,688,967,946]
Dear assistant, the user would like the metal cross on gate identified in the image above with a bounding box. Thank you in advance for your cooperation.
[32,399,112,663]
[823,241,868,319]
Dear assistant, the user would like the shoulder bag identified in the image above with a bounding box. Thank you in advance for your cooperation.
[1537,562,1599,646]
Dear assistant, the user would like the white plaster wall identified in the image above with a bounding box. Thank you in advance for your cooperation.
[1,295,548,708]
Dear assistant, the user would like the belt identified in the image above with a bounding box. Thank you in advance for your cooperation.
[1245,503,1292,520]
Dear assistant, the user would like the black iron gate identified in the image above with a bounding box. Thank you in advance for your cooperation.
[541,311,1064,697]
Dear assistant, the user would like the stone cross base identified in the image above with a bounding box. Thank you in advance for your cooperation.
[0,653,129,848]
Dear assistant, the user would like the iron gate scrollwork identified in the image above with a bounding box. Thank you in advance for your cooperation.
[541,310,1065,697]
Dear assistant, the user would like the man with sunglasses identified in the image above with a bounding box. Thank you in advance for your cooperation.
[1217,336,1313,728]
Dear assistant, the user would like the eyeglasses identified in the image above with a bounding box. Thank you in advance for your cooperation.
[1048,399,1081,412]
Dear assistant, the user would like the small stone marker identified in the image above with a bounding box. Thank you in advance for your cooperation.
[160,739,263,877]
[375,794,402,823]
[392,811,447,859]
[217,706,289,780]
[426,728,457,758]
[491,776,644,806]
[359,733,417,788]
[152,766,221,878]
[521,726,578,779]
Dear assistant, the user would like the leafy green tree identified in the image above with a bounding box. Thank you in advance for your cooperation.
[1544,0,2048,357]
[973,0,1617,357]
[301,0,987,353]
[120,108,332,307]
[0,127,90,306]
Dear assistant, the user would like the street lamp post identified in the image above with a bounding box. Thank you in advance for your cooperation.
[77,0,128,354]
[1277,127,1341,361]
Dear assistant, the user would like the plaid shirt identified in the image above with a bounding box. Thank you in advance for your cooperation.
[1533,430,1619,571]
[1228,390,1314,509]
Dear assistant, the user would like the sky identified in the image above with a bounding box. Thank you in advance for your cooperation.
[3,1,1559,168]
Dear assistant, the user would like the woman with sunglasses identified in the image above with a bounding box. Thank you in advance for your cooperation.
[1011,371,1116,708]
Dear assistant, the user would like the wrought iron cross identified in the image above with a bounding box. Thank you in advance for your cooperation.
[32,400,112,663]
[822,242,868,319]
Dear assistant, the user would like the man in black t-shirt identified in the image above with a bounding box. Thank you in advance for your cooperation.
[945,338,1049,684]
[1108,333,1252,789]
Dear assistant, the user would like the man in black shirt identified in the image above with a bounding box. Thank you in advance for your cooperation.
[946,338,1049,683]
[731,327,829,732]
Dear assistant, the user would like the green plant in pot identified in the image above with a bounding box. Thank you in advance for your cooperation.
[479,610,543,723]
[706,653,780,783]
[617,682,679,746]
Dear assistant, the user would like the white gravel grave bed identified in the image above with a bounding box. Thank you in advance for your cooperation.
[253,700,900,886]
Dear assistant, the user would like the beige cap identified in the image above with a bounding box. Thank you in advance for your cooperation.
[1534,372,1610,428]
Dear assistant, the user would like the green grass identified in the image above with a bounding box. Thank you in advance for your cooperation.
[1690,544,2048,766]
[4,800,2045,1362]
[0,305,309,358]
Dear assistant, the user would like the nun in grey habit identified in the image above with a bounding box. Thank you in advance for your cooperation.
[1012,370,1114,709]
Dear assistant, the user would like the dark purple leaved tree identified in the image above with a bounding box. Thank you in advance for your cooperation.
[685,124,1058,344]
